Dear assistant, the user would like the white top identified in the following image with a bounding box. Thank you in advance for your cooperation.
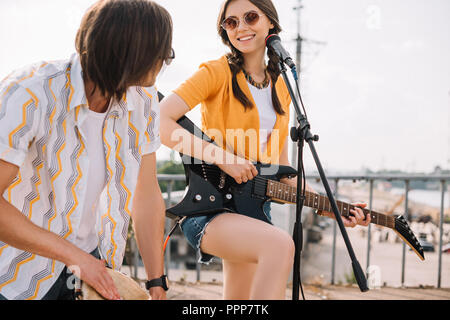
[248,83,277,151]
[74,109,107,253]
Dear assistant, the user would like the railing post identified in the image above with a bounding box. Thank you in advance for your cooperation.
[331,178,339,285]
[366,179,374,276]
[132,235,139,279]
[196,251,201,283]
[164,181,173,277]
[401,180,410,287]
[438,180,446,288]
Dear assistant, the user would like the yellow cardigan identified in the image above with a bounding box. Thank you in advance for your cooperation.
[174,55,291,164]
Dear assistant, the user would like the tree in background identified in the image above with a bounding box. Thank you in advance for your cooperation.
[157,155,186,193]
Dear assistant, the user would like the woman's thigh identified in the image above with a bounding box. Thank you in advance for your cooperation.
[200,213,294,264]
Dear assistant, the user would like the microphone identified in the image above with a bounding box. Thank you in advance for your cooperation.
[265,34,296,69]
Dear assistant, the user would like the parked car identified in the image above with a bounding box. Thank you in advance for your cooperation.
[418,237,435,252]
[442,243,450,253]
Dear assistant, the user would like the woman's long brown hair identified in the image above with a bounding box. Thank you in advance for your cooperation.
[217,0,285,115]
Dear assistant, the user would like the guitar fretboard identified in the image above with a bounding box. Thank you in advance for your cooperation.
[265,179,395,229]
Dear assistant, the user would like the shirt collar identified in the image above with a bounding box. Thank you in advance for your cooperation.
[68,53,88,112]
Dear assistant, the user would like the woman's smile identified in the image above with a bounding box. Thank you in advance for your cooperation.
[237,34,256,42]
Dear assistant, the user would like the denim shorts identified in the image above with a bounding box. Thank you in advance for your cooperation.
[180,202,272,264]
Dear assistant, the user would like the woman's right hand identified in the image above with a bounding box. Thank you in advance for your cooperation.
[216,153,258,184]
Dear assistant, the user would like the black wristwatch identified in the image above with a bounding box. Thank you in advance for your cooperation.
[145,275,169,291]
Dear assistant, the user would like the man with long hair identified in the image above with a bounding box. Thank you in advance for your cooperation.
[0,0,172,300]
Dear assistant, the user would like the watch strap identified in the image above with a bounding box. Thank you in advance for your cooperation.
[145,275,168,291]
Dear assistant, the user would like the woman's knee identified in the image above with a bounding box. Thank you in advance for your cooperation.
[261,230,295,265]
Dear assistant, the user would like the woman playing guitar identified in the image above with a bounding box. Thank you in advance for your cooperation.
[160,0,370,300]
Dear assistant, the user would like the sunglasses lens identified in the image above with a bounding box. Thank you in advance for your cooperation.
[222,17,238,30]
[245,11,260,25]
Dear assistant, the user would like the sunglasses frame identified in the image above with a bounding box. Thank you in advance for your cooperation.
[221,10,263,31]
[164,48,175,66]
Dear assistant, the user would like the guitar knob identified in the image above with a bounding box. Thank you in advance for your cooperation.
[194,194,202,202]
[225,194,232,200]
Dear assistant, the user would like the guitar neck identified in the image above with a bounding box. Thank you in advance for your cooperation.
[265,179,396,229]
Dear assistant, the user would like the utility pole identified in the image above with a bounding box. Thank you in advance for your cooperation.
[290,1,303,175]
[294,3,303,85]
[288,0,326,195]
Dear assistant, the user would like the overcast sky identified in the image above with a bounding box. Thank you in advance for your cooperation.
[1,0,449,174]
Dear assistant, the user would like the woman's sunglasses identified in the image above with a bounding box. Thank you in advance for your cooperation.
[221,10,263,31]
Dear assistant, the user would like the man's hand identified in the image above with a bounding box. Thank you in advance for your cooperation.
[68,253,121,300]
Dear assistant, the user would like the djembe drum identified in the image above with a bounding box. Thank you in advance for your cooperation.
[79,268,149,300]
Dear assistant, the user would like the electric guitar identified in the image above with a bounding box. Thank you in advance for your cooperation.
[166,116,425,261]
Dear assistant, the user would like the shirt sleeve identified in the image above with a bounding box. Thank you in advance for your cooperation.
[140,98,161,155]
[0,83,41,167]
[173,59,225,110]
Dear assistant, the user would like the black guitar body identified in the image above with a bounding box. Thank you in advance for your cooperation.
[166,161,297,224]
[165,116,298,224]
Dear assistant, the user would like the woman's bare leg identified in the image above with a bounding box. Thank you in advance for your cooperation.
[201,213,295,300]
[222,260,256,299]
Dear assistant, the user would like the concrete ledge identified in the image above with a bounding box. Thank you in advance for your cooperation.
[165,281,450,300]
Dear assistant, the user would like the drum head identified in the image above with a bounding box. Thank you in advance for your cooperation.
[80,268,150,300]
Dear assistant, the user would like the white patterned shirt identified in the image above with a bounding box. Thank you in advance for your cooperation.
[0,53,161,300]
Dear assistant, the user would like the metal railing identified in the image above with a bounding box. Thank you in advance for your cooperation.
[130,173,449,288]
[304,174,450,288]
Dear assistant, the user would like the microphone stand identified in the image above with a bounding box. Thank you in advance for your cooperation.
[278,62,369,300]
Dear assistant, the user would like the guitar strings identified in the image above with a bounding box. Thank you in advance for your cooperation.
[200,166,406,229]
[202,166,368,215]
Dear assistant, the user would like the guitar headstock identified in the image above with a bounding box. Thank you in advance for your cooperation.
[394,215,425,261]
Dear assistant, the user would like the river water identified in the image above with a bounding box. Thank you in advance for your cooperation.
[391,188,449,208]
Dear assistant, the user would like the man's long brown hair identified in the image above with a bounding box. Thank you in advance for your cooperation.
[217,0,285,115]
[75,0,173,102]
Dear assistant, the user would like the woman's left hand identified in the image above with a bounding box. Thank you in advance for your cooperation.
[280,176,371,228]
[321,203,371,228]
[344,203,371,227]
